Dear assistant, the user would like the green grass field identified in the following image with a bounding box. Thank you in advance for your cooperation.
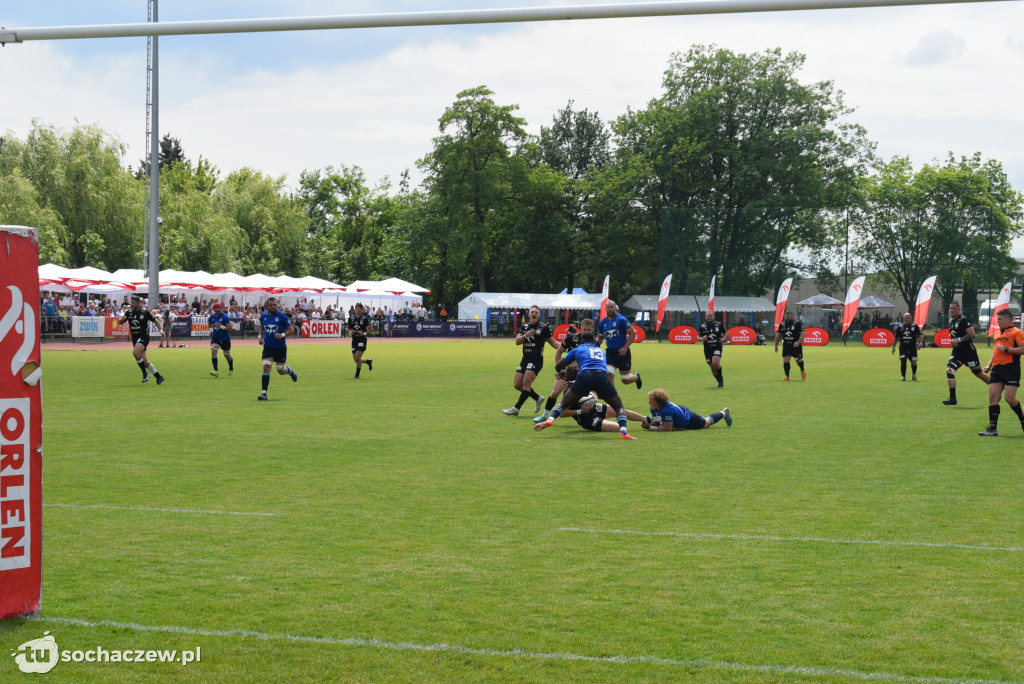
[2,338,1022,683]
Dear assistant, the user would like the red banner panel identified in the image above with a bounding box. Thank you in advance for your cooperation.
[803,327,830,346]
[863,328,895,347]
[632,325,646,344]
[726,326,756,345]
[668,326,698,344]
[933,329,952,348]
[0,227,43,620]
[552,324,571,343]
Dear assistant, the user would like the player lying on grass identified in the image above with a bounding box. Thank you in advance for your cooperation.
[642,388,732,431]
[534,332,638,440]
[544,391,648,432]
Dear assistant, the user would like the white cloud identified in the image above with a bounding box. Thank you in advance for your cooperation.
[2,1,1023,193]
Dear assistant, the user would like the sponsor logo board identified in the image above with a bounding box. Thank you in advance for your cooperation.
[863,328,895,347]
[726,326,756,345]
[669,326,698,344]
[803,327,830,346]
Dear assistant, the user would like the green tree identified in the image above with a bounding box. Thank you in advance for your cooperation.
[612,46,874,296]
[853,154,1023,314]
[0,168,70,264]
[418,86,530,293]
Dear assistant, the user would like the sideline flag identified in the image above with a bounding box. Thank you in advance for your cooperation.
[841,276,866,336]
[656,274,673,332]
[774,278,793,331]
[708,276,716,313]
[599,275,610,321]
[988,282,1013,337]
[913,276,937,328]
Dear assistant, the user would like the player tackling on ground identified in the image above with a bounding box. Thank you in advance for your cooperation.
[535,331,638,440]
[979,308,1024,436]
[943,301,989,406]
[257,297,298,401]
[535,318,593,422]
[208,302,234,377]
[774,310,805,381]
[891,312,923,381]
[642,389,731,432]
[117,295,165,385]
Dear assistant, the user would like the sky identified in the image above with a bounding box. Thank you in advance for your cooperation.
[3,0,1024,202]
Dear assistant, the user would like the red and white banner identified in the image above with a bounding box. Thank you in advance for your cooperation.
[655,274,672,332]
[668,325,698,344]
[726,326,755,345]
[631,325,646,344]
[300,320,342,338]
[988,282,1013,338]
[708,275,716,314]
[914,276,937,329]
[599,275,610,322]
[775,278,793,331]
[0,226,43,620]
[552,324,571,343]
[863,328,895,347]
[841,276,866,336]
[105,317,131,338]
[803,327,830,346]
[934,329,953,348]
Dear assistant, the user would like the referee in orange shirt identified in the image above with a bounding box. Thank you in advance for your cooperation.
[980,308,1024,437]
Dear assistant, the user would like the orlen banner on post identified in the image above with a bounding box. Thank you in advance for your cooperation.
[631,325,646,343]
[669,325,698,344]
[933,329,953,348]
[552,324,572,343]
[863,328,895,347]
[727,326,756,345]
[0,226,43,620]
[803,327,830,346]
[300,320,342,338]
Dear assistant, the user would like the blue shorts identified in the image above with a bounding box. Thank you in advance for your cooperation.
[263,346,287,364]
[569,369,619,403]
[605,347,632,372]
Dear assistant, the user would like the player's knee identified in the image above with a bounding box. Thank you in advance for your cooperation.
[276,364,287,374]
[946,371,956,380]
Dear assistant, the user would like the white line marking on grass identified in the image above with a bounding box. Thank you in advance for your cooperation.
[28,616,1016,684]
[44,503,278,517]
[557,527,1024,552]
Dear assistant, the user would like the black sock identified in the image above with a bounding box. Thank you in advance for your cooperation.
[1009,401,1024,422]
[515,390,531,410]
[989,404,1000,429]
[136,358,147,378]
[717,369,723,383]
[528,389,540,401]
[911,364,917,376]
[900,359,907,377]
[950,387,957,401]
[227,356,234,371]
[262,373,270,392]
[784,362,791,377]
[355,366,361,378]
[212,357,219,371]
[797,360,805,372]
[708,412,723,424]
[545,396,558,411]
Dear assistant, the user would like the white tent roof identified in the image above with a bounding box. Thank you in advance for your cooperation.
[41,264,347,295]
[621,294,774,313]
[349,277,431,294]
[458,292,605,309]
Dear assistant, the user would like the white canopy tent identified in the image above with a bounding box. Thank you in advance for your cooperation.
[348,277,431,294]
[457,292,605,335]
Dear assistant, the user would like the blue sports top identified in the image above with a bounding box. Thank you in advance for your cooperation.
[651,401,692,428]
[598,314,632,351]
[260,310,292,349]
[562,343,607,373]
[209,312,232,340]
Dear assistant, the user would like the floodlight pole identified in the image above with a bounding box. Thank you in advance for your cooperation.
[0,0,1015,44]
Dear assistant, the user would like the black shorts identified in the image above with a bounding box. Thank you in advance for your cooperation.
[606,348,632,372]
[989,364,1021,387]
[263,346,288,364]
[516,356,543,375]
[352,336,367,353]
[704,346,723,364]
[781,342,803,360]
[898,344,917,361]
[575,404,609,432]
[131,336,150,349]
[211,337,231,352]
[948,348,981,371]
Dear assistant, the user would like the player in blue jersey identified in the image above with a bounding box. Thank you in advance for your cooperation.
[534,332,637,440]
[208,302,235,377]
[256,297,298,401]
[642,388,732,432]
[534,318,595,422]
[596,300,642,389]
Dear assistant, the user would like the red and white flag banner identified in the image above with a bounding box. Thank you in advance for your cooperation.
[914,276,937,329]
[656,274,672,332]
[599,275,610,322]
[841,276,866,336]
[708,276,716,314]
[988,282,1013,337]
[774,278,793,331]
